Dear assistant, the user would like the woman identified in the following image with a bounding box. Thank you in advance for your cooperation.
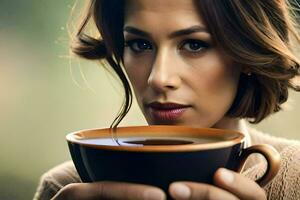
[34,0,300,199]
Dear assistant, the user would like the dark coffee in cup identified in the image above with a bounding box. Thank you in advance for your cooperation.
[123,136,222,146]
[79,136,220,146]
[67,125,280,194]
[124,138,194,145]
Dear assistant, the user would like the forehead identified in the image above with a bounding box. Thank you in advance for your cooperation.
[124,0,204,27]
[125,0,196,12]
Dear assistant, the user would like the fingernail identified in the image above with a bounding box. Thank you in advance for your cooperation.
[170,183,191,199]
[219,168,234,185]
[143,188,166,200]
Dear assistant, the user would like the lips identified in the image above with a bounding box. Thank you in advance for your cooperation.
[146,102,191,121]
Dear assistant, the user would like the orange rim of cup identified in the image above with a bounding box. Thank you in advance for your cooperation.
[66,125,245,152]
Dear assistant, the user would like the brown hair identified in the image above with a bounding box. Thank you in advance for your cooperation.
[71,0,300,128]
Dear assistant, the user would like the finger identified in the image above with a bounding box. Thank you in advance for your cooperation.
[52,181,166,200]
[214,168,267,200]
[169,181,239,200]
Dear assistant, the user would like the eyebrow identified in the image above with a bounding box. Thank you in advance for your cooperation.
[123,25,209,38]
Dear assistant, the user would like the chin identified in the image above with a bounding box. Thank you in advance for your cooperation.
[145,118,184,126]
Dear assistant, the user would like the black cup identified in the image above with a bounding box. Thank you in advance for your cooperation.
[67,125,280,193]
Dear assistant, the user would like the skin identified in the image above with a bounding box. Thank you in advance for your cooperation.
[53,0,267,199]
[123,0,241,129]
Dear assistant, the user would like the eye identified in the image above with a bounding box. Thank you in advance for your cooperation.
[180,39,209,53]
[124,39,153,53]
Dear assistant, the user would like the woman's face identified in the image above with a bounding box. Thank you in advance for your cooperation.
[123,0,241,128]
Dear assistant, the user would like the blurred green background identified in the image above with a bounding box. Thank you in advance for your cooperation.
[0,1,299,200]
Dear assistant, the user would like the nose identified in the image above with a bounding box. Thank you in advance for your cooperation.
[147,49,181,92]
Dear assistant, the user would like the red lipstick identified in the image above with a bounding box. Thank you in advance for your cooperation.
[146,102,190,121]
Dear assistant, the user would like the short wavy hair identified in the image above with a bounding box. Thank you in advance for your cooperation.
[71,0,300,128]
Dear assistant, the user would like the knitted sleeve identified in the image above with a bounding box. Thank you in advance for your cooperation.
[243,144,300,200]
[33,161,81,200]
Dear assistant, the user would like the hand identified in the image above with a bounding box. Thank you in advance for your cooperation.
[51,181,166,200]
[169,168,267,200]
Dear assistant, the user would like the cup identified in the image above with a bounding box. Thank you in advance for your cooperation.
[66,125,280,192]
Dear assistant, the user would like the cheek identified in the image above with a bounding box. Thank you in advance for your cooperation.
[187,52,240,100]
[123,52,151,97]
[203,66,238,92]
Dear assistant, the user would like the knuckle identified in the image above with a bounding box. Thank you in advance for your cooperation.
[63,183,80,193]
[256,189,267,200]
[201,187,214,199]
[54,183,81,200]
[95,182,106,197]
[233,196,240,200]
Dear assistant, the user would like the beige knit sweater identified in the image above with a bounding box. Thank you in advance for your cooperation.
[33,128,300,200]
